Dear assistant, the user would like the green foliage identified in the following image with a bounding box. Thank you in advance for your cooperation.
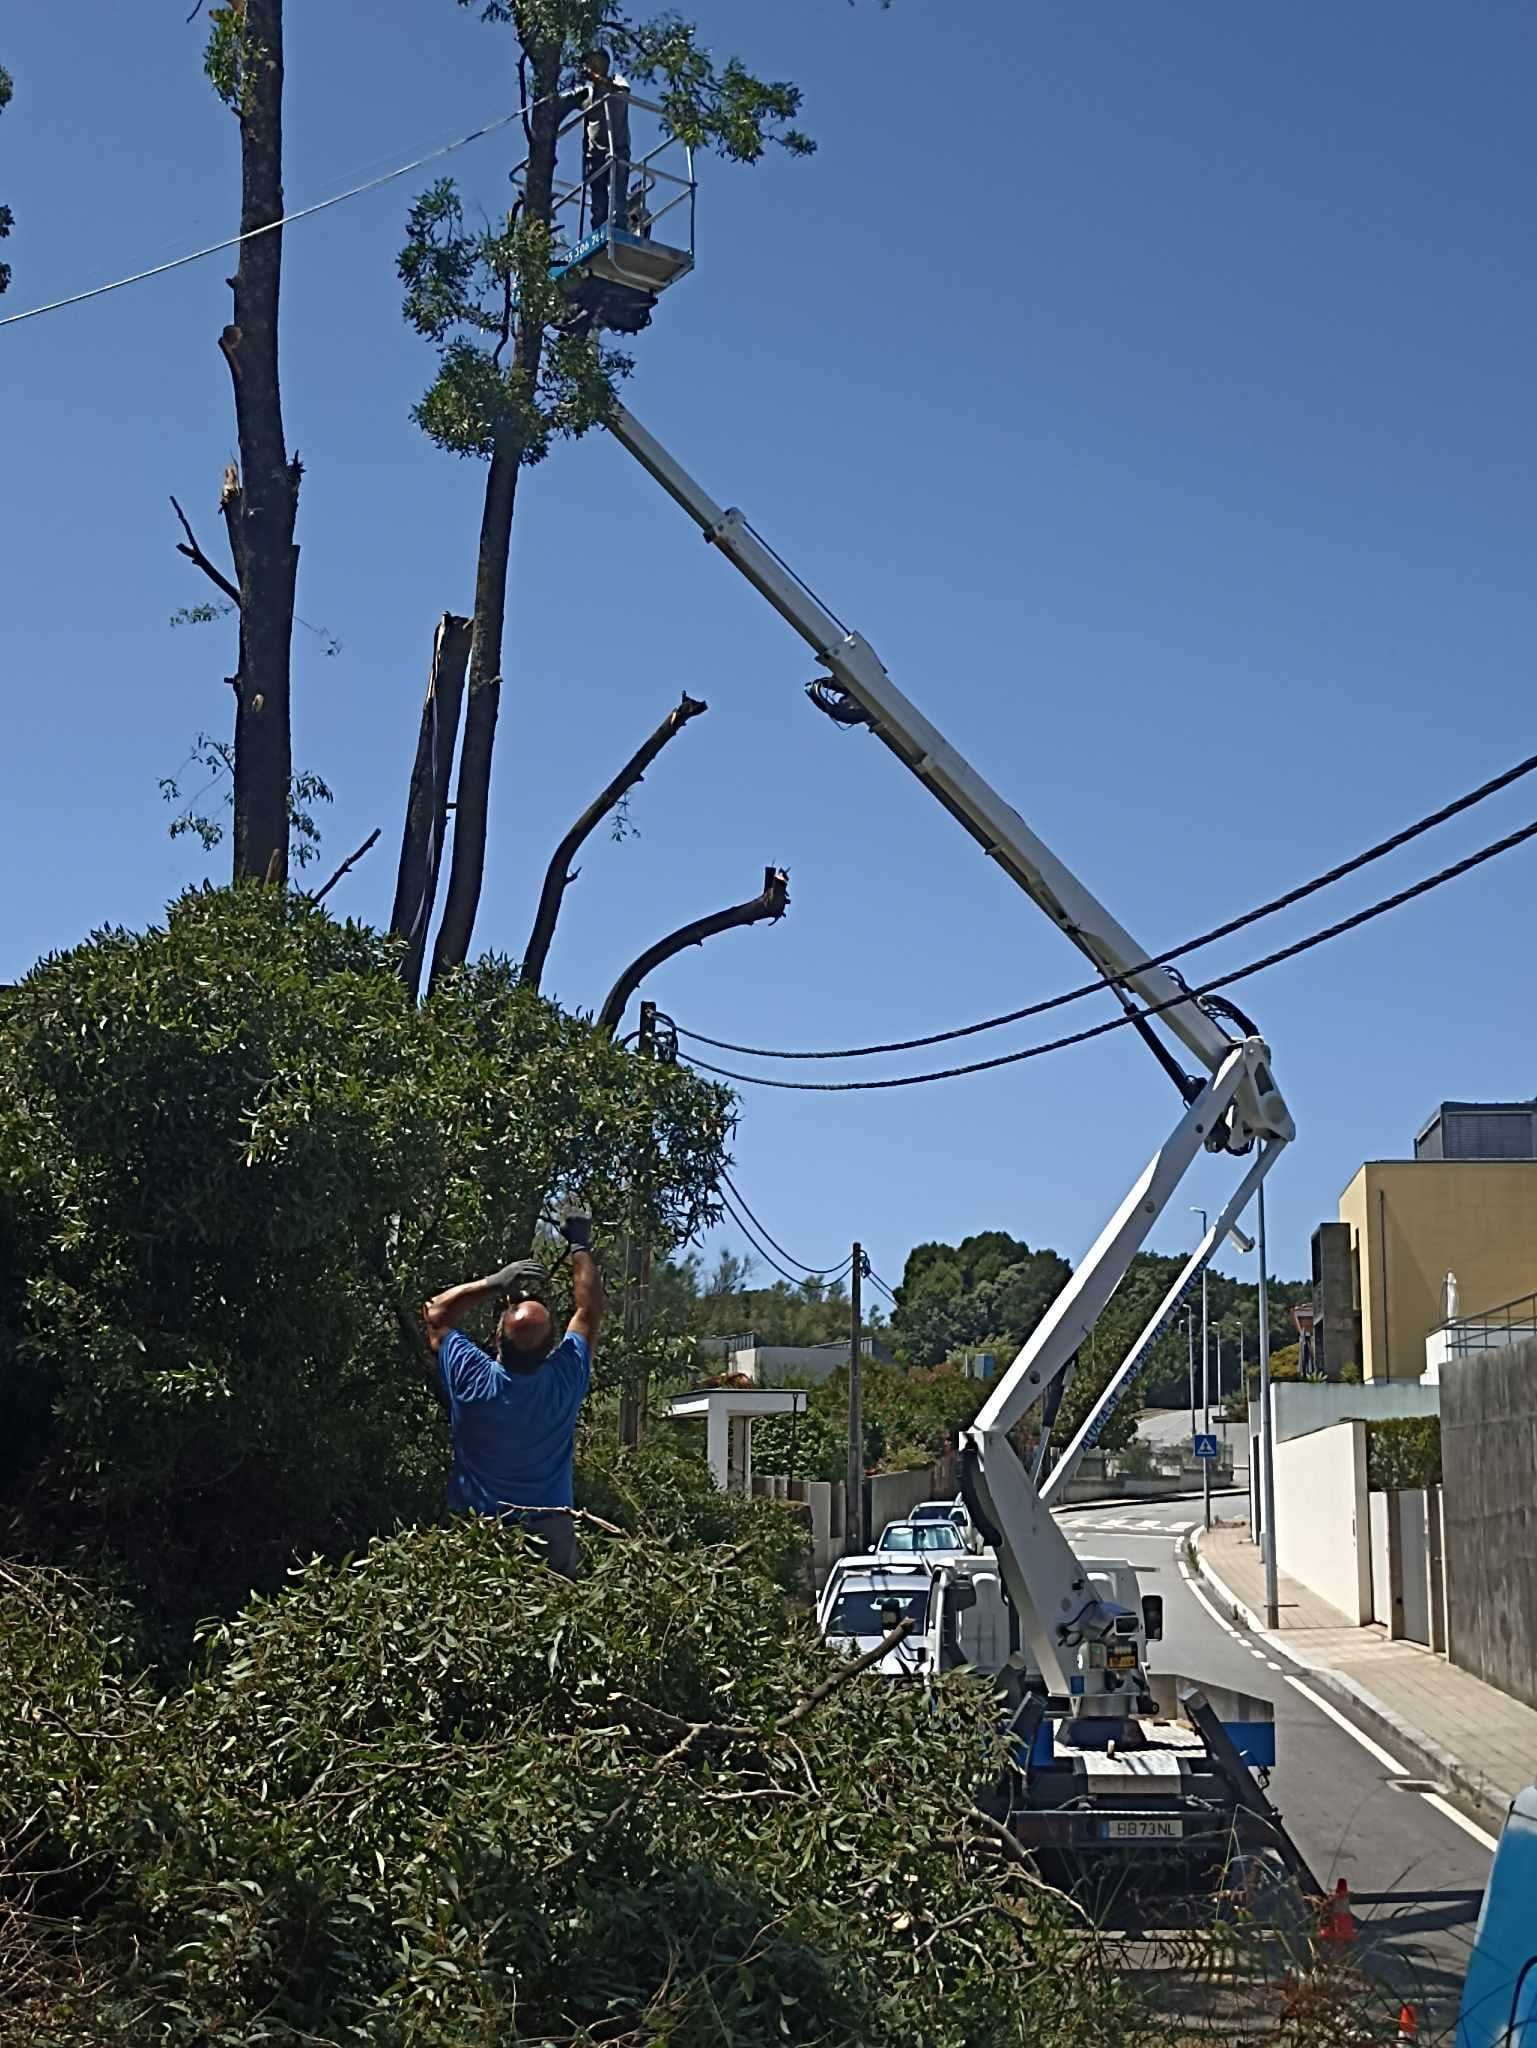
[203,4,259,113]
[159,730,334,869]
[0,1530,1111,2048]
[654,1247,857,1348]
[890,1231,1071,1370]
[403,6,810,464]
[0,889,731,1638]
[1367,1415,1442,1491]
[0,61,14,297]
[749,1405,848,1481]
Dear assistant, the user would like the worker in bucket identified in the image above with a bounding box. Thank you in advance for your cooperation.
[574,46,632,235]
[422,1208,604,1578]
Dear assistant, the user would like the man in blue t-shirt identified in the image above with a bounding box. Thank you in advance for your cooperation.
[422,1210,604,1577]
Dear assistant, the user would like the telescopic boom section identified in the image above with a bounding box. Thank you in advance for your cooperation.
[607,402,1292,1147]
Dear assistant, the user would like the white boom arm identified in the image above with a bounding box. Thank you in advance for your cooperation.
[606,400,1293,1708]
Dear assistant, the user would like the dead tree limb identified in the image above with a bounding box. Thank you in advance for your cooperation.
[218,0,301,887]
[520,691,708,995]
[169,495,241,607]
[310,827,380,906]
[595,867,790,1039]
[389,613,472,998]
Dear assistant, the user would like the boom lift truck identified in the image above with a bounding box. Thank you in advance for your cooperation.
[548,164,1309,1881]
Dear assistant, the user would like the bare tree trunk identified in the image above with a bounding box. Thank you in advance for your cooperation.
[219,0,301,887]
[390,612,472,997]
[429,41,562,985]
[596,868,791,1038]
[521,692,708,994]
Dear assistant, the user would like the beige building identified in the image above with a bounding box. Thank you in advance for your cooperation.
[1336,1154,1537,1381]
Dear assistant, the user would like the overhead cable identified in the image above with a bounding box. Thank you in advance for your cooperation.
[682,814,1537,1093]
[676,745,1537,1061]
[717,1188,853,1291]
[0,95,554,331]
[718,1169,853,1277]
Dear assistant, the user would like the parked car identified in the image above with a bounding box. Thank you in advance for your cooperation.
[877,1519,966,1555]
[909,1499,980,1551]
[1457,1779,1537,2047]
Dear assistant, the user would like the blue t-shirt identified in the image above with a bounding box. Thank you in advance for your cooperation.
[437,1328,592,1515]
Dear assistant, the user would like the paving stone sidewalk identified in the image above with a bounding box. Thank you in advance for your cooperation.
[1196,1517,1537,1825]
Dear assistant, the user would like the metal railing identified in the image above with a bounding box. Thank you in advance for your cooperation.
[1446,1289,1537,1356]
[508,91,697,265]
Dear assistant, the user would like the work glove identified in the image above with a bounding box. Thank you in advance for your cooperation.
[558,1205,593,1251]
[487,1257,548,1299]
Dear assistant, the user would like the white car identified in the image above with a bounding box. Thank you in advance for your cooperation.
[876,1518,967,1556]
[909,1498,979,1550]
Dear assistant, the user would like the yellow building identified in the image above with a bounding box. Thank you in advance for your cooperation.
[1337,1154,1537,1381]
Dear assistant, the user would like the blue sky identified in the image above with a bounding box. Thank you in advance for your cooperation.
[4,1,1535,1302]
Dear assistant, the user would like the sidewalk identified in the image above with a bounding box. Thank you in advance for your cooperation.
[1195,1517,1537,1827]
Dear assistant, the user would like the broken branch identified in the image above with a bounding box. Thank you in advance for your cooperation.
[170,494,241,608]
[595,865,789,1038]
[309,827,381,906]
[520,691,708,995]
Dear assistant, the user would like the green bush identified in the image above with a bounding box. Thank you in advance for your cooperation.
[0,887,730,1642]
[1367,1415,1443,1490]
[0,1528,1119,2048]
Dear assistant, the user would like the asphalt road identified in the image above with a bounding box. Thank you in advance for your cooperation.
[1056,1489,1497,2030]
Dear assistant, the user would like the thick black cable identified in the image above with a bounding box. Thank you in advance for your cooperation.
[718,1169,852,1277]
[682,815,1537,1093]
[866,1269,900,1308]
[717,1188,854,1291]
[676,746,1537,1061]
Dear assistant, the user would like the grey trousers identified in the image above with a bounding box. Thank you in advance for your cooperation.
[512,1509,578,1578]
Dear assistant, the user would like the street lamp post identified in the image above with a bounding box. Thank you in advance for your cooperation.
[1186,1308,1196,1440]
[1191,1208,1211,1531]
[1257,1184,1280,1628]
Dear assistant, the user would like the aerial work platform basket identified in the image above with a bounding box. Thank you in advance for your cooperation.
[510,89,695,335]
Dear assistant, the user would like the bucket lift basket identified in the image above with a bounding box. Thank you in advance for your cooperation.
[511,91,696,334]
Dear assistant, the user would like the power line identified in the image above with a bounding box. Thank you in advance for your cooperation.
[0,95,554,332]
[866,1269,900,1308]
[675,745,1537,1062]
[682,813,1537,1093]
[717,1187,854,1291]
[718,1169,853,1277]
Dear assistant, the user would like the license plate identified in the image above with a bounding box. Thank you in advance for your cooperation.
[1102,1817,1183,1841]
[1107,1649,1138,1672]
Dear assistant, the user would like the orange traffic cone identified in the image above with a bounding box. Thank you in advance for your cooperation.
[1318,1877,1357,1946]
[1396,2005,1418,2042]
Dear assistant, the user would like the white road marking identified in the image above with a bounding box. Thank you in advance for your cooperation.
[1284,1676,1407,1775]
[1177,1560,1242,1638]
[1267,1661,1283,1671]
[1420,1791,1499,1854]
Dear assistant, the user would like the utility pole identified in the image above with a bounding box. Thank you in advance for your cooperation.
[1192,1208,1211,1531]
[1257,1183,1280,1629]
[619,1001,658,1450]
[846,1244,865,1555]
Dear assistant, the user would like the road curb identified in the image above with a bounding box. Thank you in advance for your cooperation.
[1192,1530,1514,1832]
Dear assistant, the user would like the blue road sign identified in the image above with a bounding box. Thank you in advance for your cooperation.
[1193,1432,1219,1461]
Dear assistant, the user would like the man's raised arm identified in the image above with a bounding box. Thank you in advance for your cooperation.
[560,1208,605,1348]
[422,1258,546,1354]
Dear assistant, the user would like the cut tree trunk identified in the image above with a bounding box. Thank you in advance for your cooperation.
[520,692,708,994]
[219,0,301,888]
[596,868,791,1038]
[390,612,473,997]
[429,40,563,986]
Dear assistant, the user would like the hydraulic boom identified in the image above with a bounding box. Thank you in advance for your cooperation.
[606,399,1293,1724]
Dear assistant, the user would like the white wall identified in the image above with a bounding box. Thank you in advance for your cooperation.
[1369,1492,1392,1627]
[1253,1379,1439,1446]
[1273,1418,1372,1623]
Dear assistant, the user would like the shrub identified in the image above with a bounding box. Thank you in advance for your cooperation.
[0,1529,1117,2048]
[0,887,730,1642]
[1367,1415,1443,1490]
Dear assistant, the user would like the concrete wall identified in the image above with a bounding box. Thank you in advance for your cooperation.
[1338,1160,1537,1382]
[1441,1335,1537,1711]
[1250,1378,1439,1446]
[1273,1418,1372,1623]
[868,1467,943,1536]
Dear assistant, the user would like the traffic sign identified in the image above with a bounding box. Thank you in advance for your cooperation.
[1193,1432,1219,1461]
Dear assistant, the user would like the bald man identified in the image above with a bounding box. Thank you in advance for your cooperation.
[422,1212,604,1577]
